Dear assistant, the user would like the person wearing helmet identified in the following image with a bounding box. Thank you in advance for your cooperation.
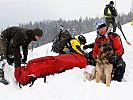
[92,20,126,82]
[63,35,89,59]
[104,1,117,32]
[0,27,43,68]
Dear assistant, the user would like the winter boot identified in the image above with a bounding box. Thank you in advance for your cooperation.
[0,68,9,85]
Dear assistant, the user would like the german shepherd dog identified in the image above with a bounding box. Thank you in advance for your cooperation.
[84,41,114,87]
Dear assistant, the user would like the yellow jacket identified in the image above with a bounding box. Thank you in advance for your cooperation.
[70,38,83,55]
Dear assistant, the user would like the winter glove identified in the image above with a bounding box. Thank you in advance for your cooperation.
[7,58,14,65]
[21,54,27,64]
[84,53,96,66]
[83,45,89,49]
[88,58,96,66]
[109,53,119,64]
[21,59,27,64]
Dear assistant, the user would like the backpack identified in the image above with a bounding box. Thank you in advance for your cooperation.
[51,30,72,54]
[111,7,117,17]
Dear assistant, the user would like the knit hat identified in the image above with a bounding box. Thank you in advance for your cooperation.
[33,28,43,37]
[96,20,107,29]
[110,1,114,4]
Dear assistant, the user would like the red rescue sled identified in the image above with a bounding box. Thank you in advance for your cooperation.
[14,54,87,85]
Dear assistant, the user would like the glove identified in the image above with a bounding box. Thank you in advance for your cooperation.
[84,53,96,66]
[109,53,119,64]
[7,57,14,65]
[21,54,27,64]
[21,59,27,64]
[83,45,89,49]
[88,58,96,66]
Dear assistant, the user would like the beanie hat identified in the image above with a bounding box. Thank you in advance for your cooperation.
[33,28,43,37]
[96,20,107,29]
[110,1,114,4]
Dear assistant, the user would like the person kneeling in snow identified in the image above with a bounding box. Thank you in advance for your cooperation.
[92,20,126,82]
[59,31,95,66]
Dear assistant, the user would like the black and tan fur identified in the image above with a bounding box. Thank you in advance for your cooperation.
[84,41,113,87]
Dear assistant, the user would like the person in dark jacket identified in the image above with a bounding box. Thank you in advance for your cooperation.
[1,27,43,68]
[104,1,117,32]
[93,20,126,82]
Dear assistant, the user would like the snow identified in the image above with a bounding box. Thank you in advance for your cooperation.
[0,23,133,100]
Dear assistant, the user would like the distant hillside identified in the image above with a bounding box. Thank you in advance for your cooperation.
[19,12,133,48]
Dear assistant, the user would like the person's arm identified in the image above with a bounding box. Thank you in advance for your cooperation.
[83,43,94,49]
[8,33,24,67]
[92,38,99,58]
[112,35,124,56]
[70,39,83,55]
[109,34,124,64]
[70,39,89,59]
[76,45,86,55]
[22,45,28,64]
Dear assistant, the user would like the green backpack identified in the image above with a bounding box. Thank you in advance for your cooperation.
[51,30,72,54]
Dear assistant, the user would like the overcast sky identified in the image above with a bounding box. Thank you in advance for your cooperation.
[0,0,132,29]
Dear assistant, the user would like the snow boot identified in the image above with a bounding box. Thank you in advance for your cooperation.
[0,68,9,85]
[0,77,9,85]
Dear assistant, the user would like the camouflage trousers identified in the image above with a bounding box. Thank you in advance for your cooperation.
[0,37,7,61]
[0,37,6,78]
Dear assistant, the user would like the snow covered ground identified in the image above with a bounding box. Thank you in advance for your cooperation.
[0,23,133,100]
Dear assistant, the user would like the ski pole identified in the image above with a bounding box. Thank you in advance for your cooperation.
[117,22,131,45]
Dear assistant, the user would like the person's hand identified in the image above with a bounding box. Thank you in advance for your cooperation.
[88,57,96,66]
[83,45,89,49]
[21,54,27,64]
[109,53,119,64]
[21,59,27,64]
[83,43,94,49]
[7,58,14,65]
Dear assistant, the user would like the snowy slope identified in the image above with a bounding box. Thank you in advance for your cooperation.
[0,23,133,100]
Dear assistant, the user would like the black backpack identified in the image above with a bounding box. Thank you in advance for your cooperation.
[51,30,72,54]
[111,7,117,17]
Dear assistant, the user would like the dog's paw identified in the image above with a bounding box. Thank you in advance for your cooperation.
[83,71,91,81]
